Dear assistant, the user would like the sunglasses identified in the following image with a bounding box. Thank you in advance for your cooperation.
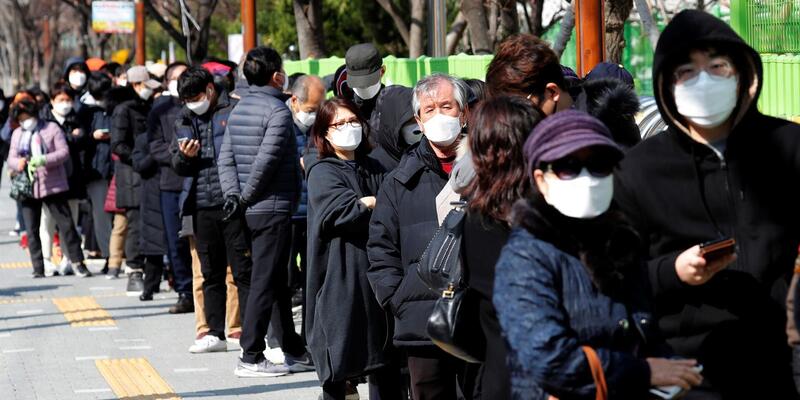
[539,157,616,180]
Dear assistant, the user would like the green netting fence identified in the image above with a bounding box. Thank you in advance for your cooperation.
[731,0,800,54]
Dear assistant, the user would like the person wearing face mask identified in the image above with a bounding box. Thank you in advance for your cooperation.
[62,57,92,113]
[345,43,387,120]
[218,46,312,377]
[8,99,93,278]
[110,65,161,295]
[369,85,419,171]
[172,66,249,352]
[614,10,800,399]
[493,110,702,399]
[367,74,476,400]
[305,99,402,400]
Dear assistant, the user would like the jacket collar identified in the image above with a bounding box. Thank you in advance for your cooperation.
[393,137,448,185]
[247,84,283,98]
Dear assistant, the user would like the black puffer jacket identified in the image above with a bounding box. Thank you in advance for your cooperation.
[369,85,416,171]
[218,85,300,215]
[573,78,641,148]
[148,95,184,192]
[83,87,134,181]
[111,88,150,209]
[132,127,165,255]
[367,137,451,347]
[614,10,800,398]
[45,106,86,199]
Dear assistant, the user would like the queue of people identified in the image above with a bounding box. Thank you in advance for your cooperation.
[3,9,800,400]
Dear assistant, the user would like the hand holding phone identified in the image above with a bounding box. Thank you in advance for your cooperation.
[699,237,736,262]
[675,241,736,286]
[649,363,703,399]
[178,138,200,158]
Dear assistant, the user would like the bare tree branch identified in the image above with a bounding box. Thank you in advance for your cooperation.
[142,0,185,46]
[446,11,467,55]
[375,0,411,46]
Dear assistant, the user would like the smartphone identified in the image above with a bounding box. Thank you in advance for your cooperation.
[649,365,703,399]
[98,128,109,133]
[177,137,190,145]
[699,237,736,261]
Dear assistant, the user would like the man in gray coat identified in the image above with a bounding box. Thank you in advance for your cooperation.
[218,46,312,377]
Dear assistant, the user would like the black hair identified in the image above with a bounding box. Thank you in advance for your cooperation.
[243,46,282,87]
[11,98,39,122]
[88,72,113,100]
[178,66,213,100]
[101,62,125,78]
[50,81,76,100]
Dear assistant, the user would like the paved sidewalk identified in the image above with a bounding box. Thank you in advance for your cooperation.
[0,179,365,399]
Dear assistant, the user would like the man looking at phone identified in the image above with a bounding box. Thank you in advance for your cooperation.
[614,11,800,398]
[172,66,252,354]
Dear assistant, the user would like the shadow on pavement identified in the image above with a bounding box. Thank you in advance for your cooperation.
[0,311,171,332]
[177,379,320,397]
[0,284,70,297]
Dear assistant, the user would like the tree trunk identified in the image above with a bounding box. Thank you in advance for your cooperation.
[409,0,425,57]
[461,0,492,54]
[496,0,519,44]
[634,0,660,48]
[528,0,546,36]
[446,12,467,55]
[553,4,575,58]
[375,0,411,47]
[293,0,326,59]
[605,0,633,64]
[488,1,499,45]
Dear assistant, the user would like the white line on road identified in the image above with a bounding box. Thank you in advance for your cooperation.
[2,348,35,353]
[88,326,119,331]
[119,345,151,350]
[75,355,109,361]
[15,309,43,315]
[173,368,209,373]
[89,286,114,291]
[113,338,146,343]
[0,333,11,338]
[73,388,112,394]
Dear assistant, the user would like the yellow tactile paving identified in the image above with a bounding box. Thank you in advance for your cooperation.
[52,296,115,327]
[0,261,33,269]
[0,291,126,306]
[95,358,180,400]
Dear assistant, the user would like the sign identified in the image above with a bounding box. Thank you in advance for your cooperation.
[228,34,244,63]
[92,1,135,34]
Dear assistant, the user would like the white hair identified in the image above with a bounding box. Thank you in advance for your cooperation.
[412,73,470,116]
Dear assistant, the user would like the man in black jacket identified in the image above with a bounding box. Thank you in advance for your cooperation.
[367,74,474,399]
[218,46,311,377]
[614,10,800,399]
[172,66,252,354]
[148,62,193,313]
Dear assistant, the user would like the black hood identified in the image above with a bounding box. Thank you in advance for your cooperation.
[371,85,415,163]
[653,10,763,135]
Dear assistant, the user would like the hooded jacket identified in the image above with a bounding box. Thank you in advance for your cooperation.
[613,10,800,397]
[368,85,415,171]
[45,105,86,199]
[148,94,185,192]
[111,87,151,209]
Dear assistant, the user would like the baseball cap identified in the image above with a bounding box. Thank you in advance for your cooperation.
[585,62,635,88]
[126,66,161,89]
[345,43,382,88]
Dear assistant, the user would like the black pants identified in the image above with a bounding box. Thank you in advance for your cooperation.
[21,193,85,274]
[321,366,405,400]
[124,208,144,271]
[288,218,306,290]
[240,213,304,363]
[195,208,252,340]
[142,255,165,295]
[406,347,478,400]
[160,191,192,295]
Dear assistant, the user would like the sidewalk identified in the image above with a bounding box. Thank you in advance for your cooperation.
[0,178,363,399]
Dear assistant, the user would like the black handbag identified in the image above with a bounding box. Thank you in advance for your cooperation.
[9,170,34,201]
[415,203,486,363]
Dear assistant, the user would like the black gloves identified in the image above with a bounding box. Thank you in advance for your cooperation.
[222,194,245,221]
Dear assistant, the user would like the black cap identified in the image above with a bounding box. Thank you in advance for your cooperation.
[585,62,635,88]
[345,43,382,88]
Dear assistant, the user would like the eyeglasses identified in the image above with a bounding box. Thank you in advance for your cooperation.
[329,118,360,130]
[540,157,616,180]
[673,59,734,84]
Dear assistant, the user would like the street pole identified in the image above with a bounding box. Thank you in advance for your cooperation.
[242,0,256,53]
[428,0,447,57]
[135,0,146,65]
[574,0,605,77]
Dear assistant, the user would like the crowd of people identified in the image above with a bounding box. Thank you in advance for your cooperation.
[3,9,800,400]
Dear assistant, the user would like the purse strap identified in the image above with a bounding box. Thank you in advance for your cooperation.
[582,346,608,400]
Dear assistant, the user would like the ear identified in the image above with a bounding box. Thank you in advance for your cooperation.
[533,169,549,199]
[380,66,386,77]
[545,82,561,103]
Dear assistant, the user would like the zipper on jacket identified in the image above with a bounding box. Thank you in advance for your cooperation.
[718,153,744,266]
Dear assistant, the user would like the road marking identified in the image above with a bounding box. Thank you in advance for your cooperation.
[0,292,125,306]
[173,368,208,373]
[114,338,146,343]
[15,309,43,315]
[119,345,152,350]
[89,286,114,291]
[88,326,119,331]
[75,355,110,361]
[95,358,180,399]
[0,333,11,338]
[73,388,112,394]
[52,296,115,327]
[2,348,35,353]
[0,261,33,269]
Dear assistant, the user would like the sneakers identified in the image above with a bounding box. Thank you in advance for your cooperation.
[226,331,241,345]
[32,270,45,278]
[44,260,59,277]
[234,358,290,378]
[188,335,227,353]
[126,272,144,296]
[74,263,92,278]
[59,257,74,276]
[168,293,194,314]
[106,267,121,280]
[284,352,315,373]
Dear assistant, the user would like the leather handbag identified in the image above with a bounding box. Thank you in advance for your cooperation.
[548,346,608,400]
[9,170,34,201]
[415,203,486,363]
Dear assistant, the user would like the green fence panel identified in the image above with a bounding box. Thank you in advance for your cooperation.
[732,0,800,54]
[759,54,800,119]
[447,54,494,80]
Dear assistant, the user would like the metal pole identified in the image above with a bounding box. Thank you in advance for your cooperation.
[135,0,146,65]
[574,0,605,77]
[242,0,257,53]
[428,0,447,57]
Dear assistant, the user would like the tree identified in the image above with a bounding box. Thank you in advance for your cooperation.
[605,0,634,63]
[461,0,493,54]
[293,0,326,59]
[634,0,660,47]
[409,0,426,57]
[143,0,219,62]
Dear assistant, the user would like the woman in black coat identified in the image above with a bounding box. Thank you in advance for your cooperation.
[305,99,400,400]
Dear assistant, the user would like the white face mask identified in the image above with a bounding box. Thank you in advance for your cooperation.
[280,73,289,92]
[187,97,211,115]
[52,102,73,117]
[400,122,422,145]
[137,86,154,101]
[422,113,462,146]
[353,81,382,100]
[117,78,128,87]
[543,169,614,219]
[168,80,180,97]
[21,118,37,131]
[673,71,738,128]
[69,72,87,88]
[328,124,362,151]
[295,110,316,131]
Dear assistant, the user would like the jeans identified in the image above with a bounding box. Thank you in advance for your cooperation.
[160,191,192,294]
[240,213,305,363]
[86,179,112,257]
[21,193,85,274]
[194,208,252,340]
